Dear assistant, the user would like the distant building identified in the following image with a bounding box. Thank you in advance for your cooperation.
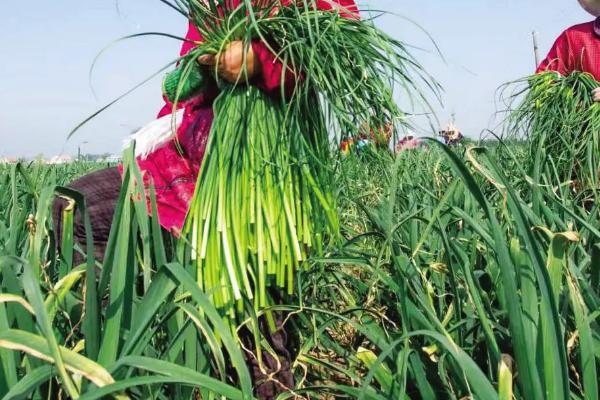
[0,157,18,164]
[47,155,74,164]
[102,155,122,163]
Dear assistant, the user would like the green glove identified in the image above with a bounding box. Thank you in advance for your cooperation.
[163,58,210,103]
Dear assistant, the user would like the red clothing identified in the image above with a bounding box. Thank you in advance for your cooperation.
[138,0,358,234]
[537,19,600,80]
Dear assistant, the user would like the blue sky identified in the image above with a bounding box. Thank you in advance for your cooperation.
[0,1,591,157]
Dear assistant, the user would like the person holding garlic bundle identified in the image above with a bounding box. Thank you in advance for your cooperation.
[537,0,600,101]
[53,2,359,399]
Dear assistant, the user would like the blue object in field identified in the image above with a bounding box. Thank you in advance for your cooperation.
[356,139,370,149]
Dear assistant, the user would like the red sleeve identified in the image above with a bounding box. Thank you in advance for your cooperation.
[251,40,299,98]
[158,23,204,118]
[536,30,572,76]
[252,0,359,98]
[316,0,359,18]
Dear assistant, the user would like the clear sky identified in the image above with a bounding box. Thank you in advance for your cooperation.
[0,1,591,157]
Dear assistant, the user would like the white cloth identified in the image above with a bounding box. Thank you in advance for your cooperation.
[123,110,184,160]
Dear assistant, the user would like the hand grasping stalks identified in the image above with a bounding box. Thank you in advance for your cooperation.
[592,87,600,102]
[198,41,261,83]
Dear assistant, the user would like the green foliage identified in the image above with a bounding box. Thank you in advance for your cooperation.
[295,144,599,399]
[0,158,255,399]
[0,138,599,399]
[183,86,336,325]
[1,3,598,400]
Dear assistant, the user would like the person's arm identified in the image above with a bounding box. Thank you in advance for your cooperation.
[191,1,360,98]
[158,23,205,118]
[162,57,211,104]
[250,40,299,98]
[231,0,360,98]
